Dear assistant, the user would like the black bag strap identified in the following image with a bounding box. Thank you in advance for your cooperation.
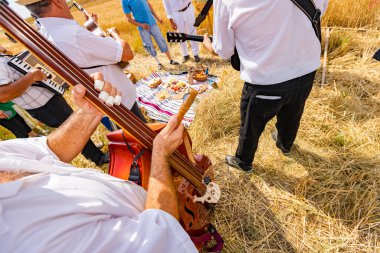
[194,0,213,27]
[81,64,106,70]
[122,132,145,185]
[290,0,322,43]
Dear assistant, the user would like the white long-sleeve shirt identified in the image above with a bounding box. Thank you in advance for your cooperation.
[0,137,197,253]
[212,0,329,85]
[162,0,192,19]
[38,17,137,109]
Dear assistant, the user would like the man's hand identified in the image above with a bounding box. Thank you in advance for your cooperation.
[84,12,98,23]
[141,23,150,30]
[30,69,48,82]
[203,33,217,55]
[169,19,177,30]
[47,73,120,163]
[73,72,119,117]
[157,17,164,25]
[107,27,119,36]
[153,116,184,158]
[0,110,9,119]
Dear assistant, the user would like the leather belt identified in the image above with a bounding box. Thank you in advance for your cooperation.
[178,2,191,12]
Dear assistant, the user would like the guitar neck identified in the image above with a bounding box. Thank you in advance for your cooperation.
[185,34,210,42]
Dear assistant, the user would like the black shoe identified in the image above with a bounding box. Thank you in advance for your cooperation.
[194,55,201,62]
[225,155,253,172]
[271,132,291,155]
[95,153,110,166]
[170,59,180,65]
[182,55,190,63]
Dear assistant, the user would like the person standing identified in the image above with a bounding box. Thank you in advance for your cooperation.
[162,0,200,63]
[122,0,179,70]
[203,0,329,172]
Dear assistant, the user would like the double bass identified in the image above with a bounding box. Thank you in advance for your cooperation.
[0,1,223,252]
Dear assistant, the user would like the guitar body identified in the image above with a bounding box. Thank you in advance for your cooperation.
[107,124,214,250]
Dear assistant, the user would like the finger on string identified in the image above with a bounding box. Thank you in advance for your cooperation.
[106,86,117,106]
[99,81,111,102]
[114,90,122,106]
[93,72,105,91]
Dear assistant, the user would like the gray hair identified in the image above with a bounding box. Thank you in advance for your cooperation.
[25,0,52,17]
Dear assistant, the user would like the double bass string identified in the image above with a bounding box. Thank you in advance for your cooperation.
[1,3,206,191]
[0,3,209,195]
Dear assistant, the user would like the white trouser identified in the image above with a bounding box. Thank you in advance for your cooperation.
[172,4,199,57]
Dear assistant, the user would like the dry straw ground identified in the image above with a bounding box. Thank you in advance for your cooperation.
[1,0,380,252]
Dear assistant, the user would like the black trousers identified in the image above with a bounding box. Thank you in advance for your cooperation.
[27,95,104,164]
[0,114,31,138]
[235,71,316,165]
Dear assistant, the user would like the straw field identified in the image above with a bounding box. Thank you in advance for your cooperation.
[0,0,380,252]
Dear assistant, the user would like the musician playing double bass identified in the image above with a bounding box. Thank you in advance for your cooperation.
[19,0,146,122]
[0,74,197,253]
[0,44,109,166]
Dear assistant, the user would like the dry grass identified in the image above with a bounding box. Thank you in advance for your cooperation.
[1,0,380,252]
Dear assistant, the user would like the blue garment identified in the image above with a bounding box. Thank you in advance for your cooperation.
[122,0,156,31]
[138,24,169,57]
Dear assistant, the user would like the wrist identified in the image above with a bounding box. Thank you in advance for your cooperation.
[77,108,102,123]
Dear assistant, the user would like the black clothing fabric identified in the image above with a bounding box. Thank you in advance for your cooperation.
[130,102,147,123]
[0,114,31,138]
[235,71,316,166]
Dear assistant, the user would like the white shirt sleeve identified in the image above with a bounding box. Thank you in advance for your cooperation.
[0,58,12,86]
[0,137,59,162]
[212,0,235,59]
[76,28,123,68]
[322,0,329,14]
[162,0,173,19]
[111,209,198,253]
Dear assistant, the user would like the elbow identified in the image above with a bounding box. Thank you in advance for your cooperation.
[122,51,134,62]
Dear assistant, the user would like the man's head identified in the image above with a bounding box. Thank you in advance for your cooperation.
[16,0,73,19]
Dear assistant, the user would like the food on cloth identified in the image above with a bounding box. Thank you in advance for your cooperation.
[156,90,170,101]
[172,92,186,100]
[148,78,162,88]
[166,78,188,93]
[197,84,208,94]
[193,71,208,82]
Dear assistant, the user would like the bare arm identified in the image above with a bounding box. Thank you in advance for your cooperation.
[147,1,163,24]
[47,73,117,163]
[145,116,184,220]
[107,28,134,62]
[0,69,47,103]
[125,13,150,30]
[202,33,217,56]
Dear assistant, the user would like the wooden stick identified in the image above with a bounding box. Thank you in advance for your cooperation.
[321,27,331,86]
[176,88,198,128]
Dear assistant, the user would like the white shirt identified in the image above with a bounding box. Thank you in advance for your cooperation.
[0,55,54,110]
[212,0,329,85]
[162,0,192,19]
[0,137,197,253]
[38,18,137,109]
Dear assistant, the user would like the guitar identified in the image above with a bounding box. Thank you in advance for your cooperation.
[71,1,107,37]
[70,1,129,69]
[166,31,241,71]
